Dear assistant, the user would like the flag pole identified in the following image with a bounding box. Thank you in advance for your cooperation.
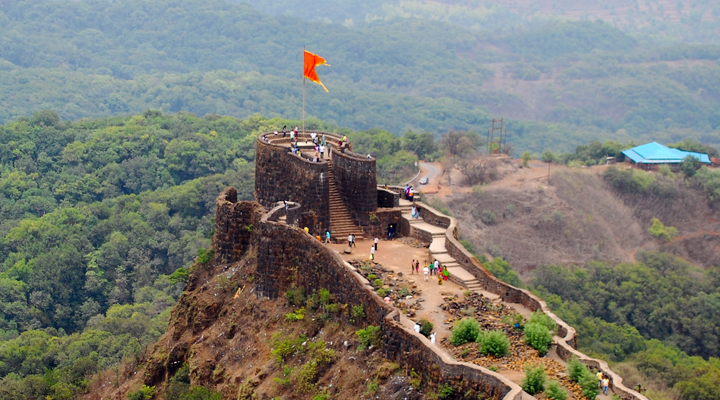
[302,45,306,135]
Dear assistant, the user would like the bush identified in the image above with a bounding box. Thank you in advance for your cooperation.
[285,286,305,307]
[318,288,331,304]
[480,210,496,225]
[356,325,382,350]
[524,323,552,356]
[437,383,454,398]
[285,308,305,321]
[127,385,155,400]
[528,312,556,332]
[351,305,365,318]
[376,288,387,297]
[578,368,600,399]
[521,364,546,395]
[373,278,383,287]
[680,155,701,177]
[545,380,568,400]
[419,319,433,337]
[450,318,481,345]
[477,330,511,357]
[648,217,678,242]
[567,357,585,382]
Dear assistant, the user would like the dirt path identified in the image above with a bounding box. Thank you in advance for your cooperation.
[327,239,467,343]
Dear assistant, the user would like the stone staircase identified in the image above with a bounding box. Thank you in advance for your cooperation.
[400,209,501,302]
[327,160,364,242]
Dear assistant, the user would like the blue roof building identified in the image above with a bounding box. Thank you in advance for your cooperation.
[622,142,710,168]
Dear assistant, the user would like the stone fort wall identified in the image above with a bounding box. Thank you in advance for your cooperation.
[213,188,523,400]
[330,146,377,229]
[254,135,330,235]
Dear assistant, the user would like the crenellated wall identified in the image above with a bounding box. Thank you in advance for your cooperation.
[331,146,377,229]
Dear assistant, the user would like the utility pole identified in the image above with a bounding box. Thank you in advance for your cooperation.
[486,118,504,154]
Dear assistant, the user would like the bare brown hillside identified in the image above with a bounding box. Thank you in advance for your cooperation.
[82,251,424,400]
[431,160,720,278]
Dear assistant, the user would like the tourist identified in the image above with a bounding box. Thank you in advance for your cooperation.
[404,184,409,199]
[351,233,356,247]
[434,260,439,276]
[325,230,331,243]
[430,332,436,344]
[411,205,417,219]
[388,226,394,240]
[438,273,443,285]
[321,134,326,146]
[374,237,379,251]
[347,234,352,245]
[596,371,603,387]
[282,125,287,137]
[342,134,347,144]
[602,377,609,395]
[415,260,419,275]
[414,323,420,334]
[367,154,372,159]
[411,259,415,275]
[370,245,375,260]
[416,205,421,219]
[429,261,434,276]
[423,264,429,281]
[442,266,449,281]
[320,144,325,159]
[303,227,309,234]
[384,296,391,304]
[409,186,414,202]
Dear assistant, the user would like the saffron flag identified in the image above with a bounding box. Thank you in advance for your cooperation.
[304,50,329,92]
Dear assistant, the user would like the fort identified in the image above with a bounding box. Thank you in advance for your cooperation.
[213,131,649,400]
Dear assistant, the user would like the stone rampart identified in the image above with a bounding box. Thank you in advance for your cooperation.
[214,191,522,399]
[330,146,377,229]
[412,202,648,400]
[377,187,400,208]
[213,188,264,264]
[255,136,330,235]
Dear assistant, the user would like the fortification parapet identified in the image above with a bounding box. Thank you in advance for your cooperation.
[330,146,377,228]
[213,187,264,264]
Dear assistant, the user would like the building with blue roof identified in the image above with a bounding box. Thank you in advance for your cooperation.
[621,142,710,170]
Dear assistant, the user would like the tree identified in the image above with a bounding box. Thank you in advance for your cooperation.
[541,150,557,163]
[441,131,474,157]
[680,155,701,177]
[521,151,532,167]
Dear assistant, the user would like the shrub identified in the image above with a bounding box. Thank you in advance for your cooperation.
[437,383,454,398]
[196,247,214,264]
[505,204,515,217]
[318,288,331,304]
[285,308,305,321]
[398,287,410,296]
[480,210,496,225]
[450,318,481,345]
[521,151,532,167]
[477,330,511,357]
[521,364,546,395]
[376,288,387,297]
[373,278,383,287]
[524,323,552,356]
[419,319,433,337]
[648,217,678,242]
[351,304,365,318]
[528,312,556,333]
[545,380,568,400]
[285,286,305,307]
[680,155,701,177]
[551,211,563,223]
[357,325,382,350]
[367,274,377,280]
[567,357,585,382]
[578,368,600,399]
[127,385,155,400]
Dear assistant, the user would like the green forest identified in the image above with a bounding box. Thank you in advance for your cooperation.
[0,0,720,153]
[0,110,418,398]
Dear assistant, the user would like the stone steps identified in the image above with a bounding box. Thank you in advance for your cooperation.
[327,160,364,241]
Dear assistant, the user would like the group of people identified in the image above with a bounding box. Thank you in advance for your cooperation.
[404,184,415,202]
[596,372,610,396]
[410,259,449,284]
[410,205,421,219]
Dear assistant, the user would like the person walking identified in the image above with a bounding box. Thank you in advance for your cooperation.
[388,226,394,240]
[409,186,414,202]
[350,233,356,247]
[411,259,415,275]
[423,264,429,281]
[602,377,609,396]
[404,184,409,200]
[438,273,443,285]
[320,144,325,159]
[414,323,420,334]
[321,134,326,147]
[370,245,375,260]
[596,371,603,388]
[411,205,417,219]
[434,260,439,276]
[325,230,331,244]
[347,234,353,246]
[430,332,436,344]
[442,266,449,281]
[374,237,379,251]
[415,260,420,275]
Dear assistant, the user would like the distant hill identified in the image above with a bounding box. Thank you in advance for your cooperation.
[0,0,719,153]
